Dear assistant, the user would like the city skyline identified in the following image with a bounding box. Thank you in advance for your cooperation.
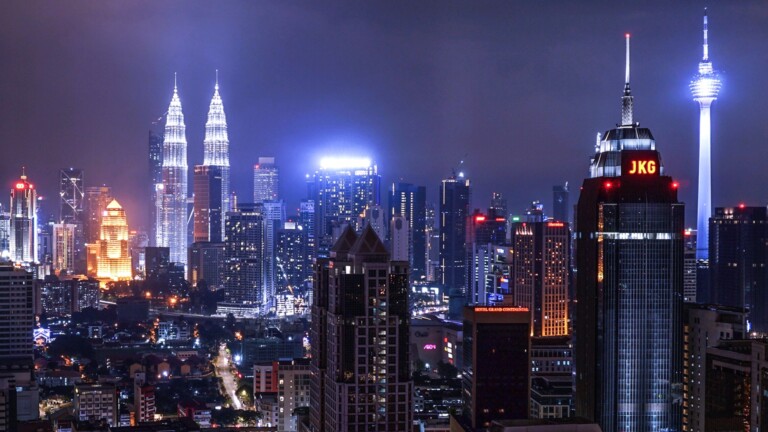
[2,2,767,231]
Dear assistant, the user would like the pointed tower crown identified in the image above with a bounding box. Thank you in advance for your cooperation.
[203,71,230,167]
[162,74,187,168]
[620,34,634,127]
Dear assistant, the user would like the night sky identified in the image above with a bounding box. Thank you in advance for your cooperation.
[2,1,767,231]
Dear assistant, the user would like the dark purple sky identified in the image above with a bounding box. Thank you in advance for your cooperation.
[2,1,767,230]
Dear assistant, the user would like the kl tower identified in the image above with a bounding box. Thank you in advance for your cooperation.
[690,8,721,263]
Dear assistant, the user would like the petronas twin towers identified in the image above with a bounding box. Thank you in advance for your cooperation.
[157,73,230,265]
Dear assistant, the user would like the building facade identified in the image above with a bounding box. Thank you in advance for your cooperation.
[253,157,279,203]
[309,226,412,431]
[574,36,684,432]
[9,171,37,264]
[158,78,188,265]
[203,76,231,239]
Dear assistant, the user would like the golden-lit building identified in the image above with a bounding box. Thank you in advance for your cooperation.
[93,199,131,281]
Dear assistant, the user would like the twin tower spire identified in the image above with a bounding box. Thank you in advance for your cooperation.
[164,71,230,169]
[158,72,230,265]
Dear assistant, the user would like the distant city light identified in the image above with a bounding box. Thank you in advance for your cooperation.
[319,157,372,170]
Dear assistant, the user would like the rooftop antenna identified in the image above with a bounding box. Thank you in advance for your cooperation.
[620,34,634,127]
[703,8,709,61]
[215,69,219,91]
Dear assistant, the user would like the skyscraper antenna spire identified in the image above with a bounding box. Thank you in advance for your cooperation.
[620,34,634,127]
[702,8,709,61]
[215,69,219,91]
[174,72,178,93]
[625,33,630,85]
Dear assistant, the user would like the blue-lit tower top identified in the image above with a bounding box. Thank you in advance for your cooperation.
[691,9,721,262]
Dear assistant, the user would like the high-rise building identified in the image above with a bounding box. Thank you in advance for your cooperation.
[203,73,231,239]
[425,202,439,282]
[253,157,278,204]
[276,220,305,290]
[467,244,512,305]
[388,182,427,279]
[59,168,85,272]
[253,359,310,432]
[574,36,684,432]
[149,129,164,247]
[94,200,131,281]
[683,304,746,432]
[224,204,264,310]
[461,305,531,429]
[704,339,768,430]
[510,220,570,337]
[309,157,380,256]
[299,200,316,283]
[263,200,286,308]
[188,241,225,290]
[684,229,697,303]
[309,226,412,431]
[193,165,223,243]
[0,205,9,258]
[362,204,387,241]
[439,173,470,303]
[9,171,37,264]
[158,76,189,265]
[691,10,721,262]
[530,336,574,419]
[389,215,409,262]
[708,206,768,332]
[0,265,34,361]
[52,223,76,274]
[59,168,84,224]
[552,183,569,223]
[0,264,39,422]
[83,186,112,245]
[489,192,508,219]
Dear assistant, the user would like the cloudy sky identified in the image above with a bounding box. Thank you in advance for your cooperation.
[2,1,767,229]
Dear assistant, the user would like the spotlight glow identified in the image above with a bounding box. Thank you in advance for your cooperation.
[319,157,372,170]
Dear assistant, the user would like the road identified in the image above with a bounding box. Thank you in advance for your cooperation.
[215,343,243,410]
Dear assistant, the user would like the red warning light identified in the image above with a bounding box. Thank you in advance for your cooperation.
[739,203,746,209]
[15,183,25,190]
[475,215,486,222]
[604,181,613,189]
[671,182,679,189]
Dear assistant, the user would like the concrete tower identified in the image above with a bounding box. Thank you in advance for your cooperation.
[690,9,721,261]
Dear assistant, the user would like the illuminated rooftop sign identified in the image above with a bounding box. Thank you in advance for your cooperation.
[474,306,529,313]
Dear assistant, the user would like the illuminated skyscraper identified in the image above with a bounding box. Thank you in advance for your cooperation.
[388,182,426,280]
[95,200,131,281]
[158,75,188,265]
[510,220,569,337]
[224,204,264,310]
[439,173,470,307]
[253,157,278,203]
[9,170,37,264]
[148,129,163,246]
[262,199,285,307]
[574,36,683,432]
[193,165,223,243]
[59,168,85,272]
[309,157,380,256]
[203,72,230,240]
[691,9,721,262]
[309,226,412,431]
[83,186,112,244]
[52,223,76,274]
[709,206,768,332]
